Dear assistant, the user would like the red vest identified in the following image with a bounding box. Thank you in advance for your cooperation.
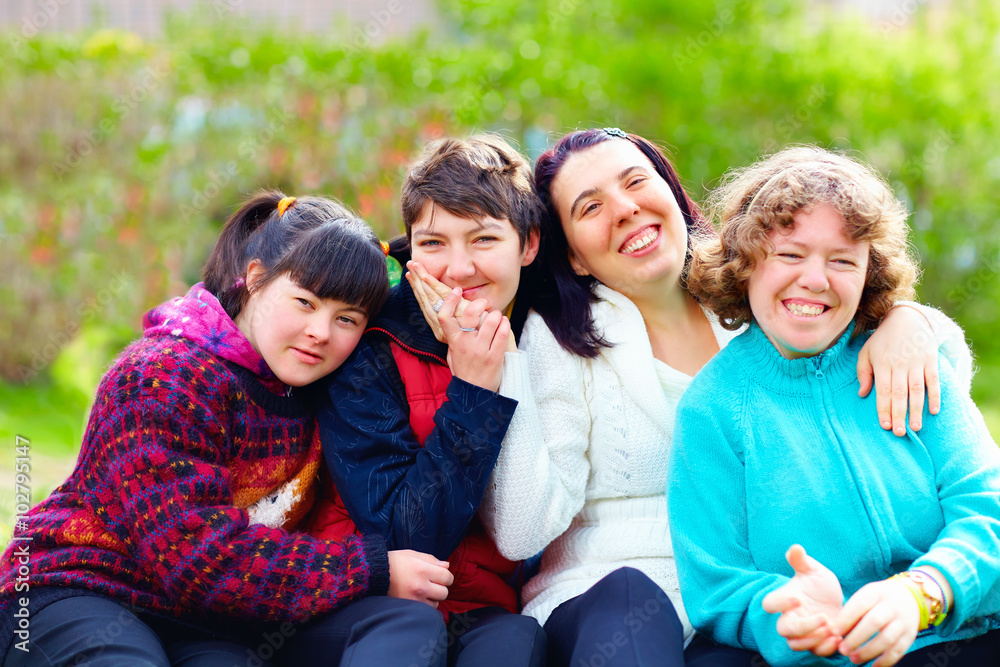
[308,341,517,616]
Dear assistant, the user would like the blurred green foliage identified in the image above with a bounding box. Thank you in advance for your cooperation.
[1,0,999,444]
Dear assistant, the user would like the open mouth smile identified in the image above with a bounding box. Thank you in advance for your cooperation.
[783,300,830,318]
[620,226,660,255]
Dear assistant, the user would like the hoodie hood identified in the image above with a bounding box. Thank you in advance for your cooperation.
[143,282,278,383]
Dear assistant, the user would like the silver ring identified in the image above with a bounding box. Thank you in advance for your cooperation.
[431,299,444,313]
[459,327,477,332]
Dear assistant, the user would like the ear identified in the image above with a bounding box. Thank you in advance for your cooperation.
[520,229,541,267]
[568,250,590,276]
[244,259,266,293]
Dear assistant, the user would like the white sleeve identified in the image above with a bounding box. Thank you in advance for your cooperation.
[897,301,974,395]
[479,313,593,560]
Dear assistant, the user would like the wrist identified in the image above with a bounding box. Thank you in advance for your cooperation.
[891,303,935,340]
[890,570,947,630]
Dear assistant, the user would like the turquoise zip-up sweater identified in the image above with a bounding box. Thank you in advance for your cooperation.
[668,323,1000,666]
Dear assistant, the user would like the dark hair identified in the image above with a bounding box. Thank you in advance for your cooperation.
[203,190,388,320]
[400,134,541,249]
[530,129,713,357]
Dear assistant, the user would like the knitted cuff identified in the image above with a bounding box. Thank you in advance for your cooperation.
[362,533,390,596]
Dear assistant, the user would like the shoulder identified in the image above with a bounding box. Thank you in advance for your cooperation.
[103,335,236,403]
[681,331,753,413]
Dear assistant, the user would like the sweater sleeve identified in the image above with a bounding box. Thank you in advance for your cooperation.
[668,377,841,667]
[909,362,1000,634]
[86,392,388,624]
[480,313,593,561]
[317,336,517,559]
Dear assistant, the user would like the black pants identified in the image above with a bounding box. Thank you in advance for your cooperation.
[278,600,545,667]
[5,595,446,667]
[543,567,759,666]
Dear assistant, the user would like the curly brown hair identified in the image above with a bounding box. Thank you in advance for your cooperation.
[688,146,919,334]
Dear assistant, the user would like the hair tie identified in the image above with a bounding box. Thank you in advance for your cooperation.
[233,276,245,290]
[277,196,297,216]
[603,127,628,139]
[380,241,390,256]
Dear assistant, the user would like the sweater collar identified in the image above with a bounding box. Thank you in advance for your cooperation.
[366,278,449,363]
[739,321,868,392]
[142,283,279,384]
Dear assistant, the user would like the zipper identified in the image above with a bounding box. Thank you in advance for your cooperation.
[367,327,448,366]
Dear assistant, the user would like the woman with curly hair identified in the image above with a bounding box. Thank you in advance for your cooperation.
[670,146,1000,666]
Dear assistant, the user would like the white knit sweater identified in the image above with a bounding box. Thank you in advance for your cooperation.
[481,285,971,640]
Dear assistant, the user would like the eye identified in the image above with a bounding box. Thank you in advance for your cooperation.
[626,176,647,188]
[474,235,498,244]
[581,201,600,216]
[296,297,314,309]
[417,239,442,247]
[777,252,802,260]
[337,315,358,326]
[833,258,857,267]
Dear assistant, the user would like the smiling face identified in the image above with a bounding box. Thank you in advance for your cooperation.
[236,269,368,386]
[410,204,538,313]
[550,139,689,298]
[747,204,870,359]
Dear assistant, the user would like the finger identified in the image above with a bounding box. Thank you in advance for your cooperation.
[872,643,908,667]
[786,544,817,577]
[833,585,878,638]
[762,589,802,614]
[856,347,874,398]
[489,316,512,354]
[891,368,909,436]
[813,633,842,657]
[873,361,894,431]
[786,624,832,651]
[409,261,452,298]
[908,368,925,432]
[925,364,941,415]
[776,611,826,639]
[428,567,455,588]
[459,299,489,329]
[424,581,450,602]
[849,617,906,665]
[839,603,891,656]
[437,288,463,335]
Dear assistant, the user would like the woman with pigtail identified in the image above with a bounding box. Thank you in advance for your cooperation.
[0,191,454,666]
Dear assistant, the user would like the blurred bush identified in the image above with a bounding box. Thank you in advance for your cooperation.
[1,0,998,414]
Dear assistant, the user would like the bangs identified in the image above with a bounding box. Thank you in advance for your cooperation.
[274,223,388,317]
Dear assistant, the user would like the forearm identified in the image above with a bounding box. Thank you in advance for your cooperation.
[482,349,591,560]
[321,356,514,559]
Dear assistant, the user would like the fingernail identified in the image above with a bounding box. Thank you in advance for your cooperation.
[881,420,891,428]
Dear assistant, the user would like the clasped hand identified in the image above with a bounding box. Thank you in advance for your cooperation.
[406,261,514,392]
[762,545,920,666]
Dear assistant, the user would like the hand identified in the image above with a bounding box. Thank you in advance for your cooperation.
[762,545,845,656]
[832,578,921,666]
[387,549,454,608]
[857,304,940,436]
[439,288,510,392]
[406,261,470,343]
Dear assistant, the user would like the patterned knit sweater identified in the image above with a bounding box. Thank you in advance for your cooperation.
[0,284,388,659]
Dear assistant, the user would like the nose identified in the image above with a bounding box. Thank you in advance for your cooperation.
[444,247,476,282]
[610,190,640,226]
[305,316,332,345]
[798,257,830,293]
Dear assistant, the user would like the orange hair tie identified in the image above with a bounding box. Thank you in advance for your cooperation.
[277,196,297,216]
[380,241,390,256]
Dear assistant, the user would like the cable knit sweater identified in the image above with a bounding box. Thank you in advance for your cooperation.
[668,323,1000,667]
[481,285,738,636]
[481,284,972,641]
[0,284,388,661]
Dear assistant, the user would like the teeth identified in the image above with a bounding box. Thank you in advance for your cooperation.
[786,303,825,317]
[622,228,659,254]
